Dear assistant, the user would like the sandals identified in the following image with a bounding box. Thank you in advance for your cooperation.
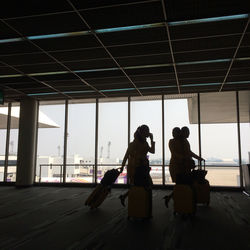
[163,195,171,208]
[119,195,126,207]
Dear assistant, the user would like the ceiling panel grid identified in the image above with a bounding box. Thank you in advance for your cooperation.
[0,0,249,101]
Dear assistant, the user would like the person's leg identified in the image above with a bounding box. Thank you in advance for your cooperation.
[163,191,173,208]
[163,174,181,208]
[119,191,129,207]
[147,175,153,217]
[164,173,189,208]
[148,188,153,218]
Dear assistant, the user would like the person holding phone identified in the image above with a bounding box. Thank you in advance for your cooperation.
[119,125,155,206]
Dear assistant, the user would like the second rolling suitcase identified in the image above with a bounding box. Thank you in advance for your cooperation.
[128,186,152,219]
[193,180,210,205]
[173,184,196,216]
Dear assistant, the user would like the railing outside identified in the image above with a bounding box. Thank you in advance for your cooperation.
[0,166,16,182]
[36,164,240,186]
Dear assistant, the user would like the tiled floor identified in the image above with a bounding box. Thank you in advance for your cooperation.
[0,186,249,250]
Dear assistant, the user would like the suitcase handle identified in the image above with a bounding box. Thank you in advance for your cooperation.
[198,160,206,170]
[118,166,124,173]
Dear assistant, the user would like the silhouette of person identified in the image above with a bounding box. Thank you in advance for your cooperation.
[168,127,183,183]
[180,126,204,179]
[164,126,204,207]
[119,125,155,206]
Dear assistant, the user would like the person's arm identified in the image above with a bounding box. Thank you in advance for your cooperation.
[190,151,204,161]
[184,139,204,161]
[121,147,130,171]
[148,133,155,153]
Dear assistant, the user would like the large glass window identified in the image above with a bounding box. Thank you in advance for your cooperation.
[36,103,65,183]
[0,92,246,187]
[98,99,128,184]
[131,96,162,184]
[0,105,8,182]
[164,97,199,184]
[200,92,240,186]
[7,105,20,182]
[66,101,96,183]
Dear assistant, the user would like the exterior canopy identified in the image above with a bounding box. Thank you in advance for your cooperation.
[0,107,59,129]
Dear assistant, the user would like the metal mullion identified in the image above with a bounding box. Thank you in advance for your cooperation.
[162,95,165,185]
[66,0,142,96]
[198,93,202,158]
[161,0,181,94]
[0,19,106,98]
[63,100,68,183]
[128,96,131,146]
[4,103,11,182]
[33,100,39,183]
[94,98,99,184]
[236,91,243,188]
[219,18,250,92]
[126,96,131,185]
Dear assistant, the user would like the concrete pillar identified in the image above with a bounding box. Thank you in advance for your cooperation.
[16,98,38,187]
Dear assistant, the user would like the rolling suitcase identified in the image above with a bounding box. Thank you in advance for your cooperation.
[85,168,122,209]
[193,180,210,205]
[173,184,196,216]
[100,168,121,186]
[128,186,152,219]
[85,184,109,209]
[192,160,210,205]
